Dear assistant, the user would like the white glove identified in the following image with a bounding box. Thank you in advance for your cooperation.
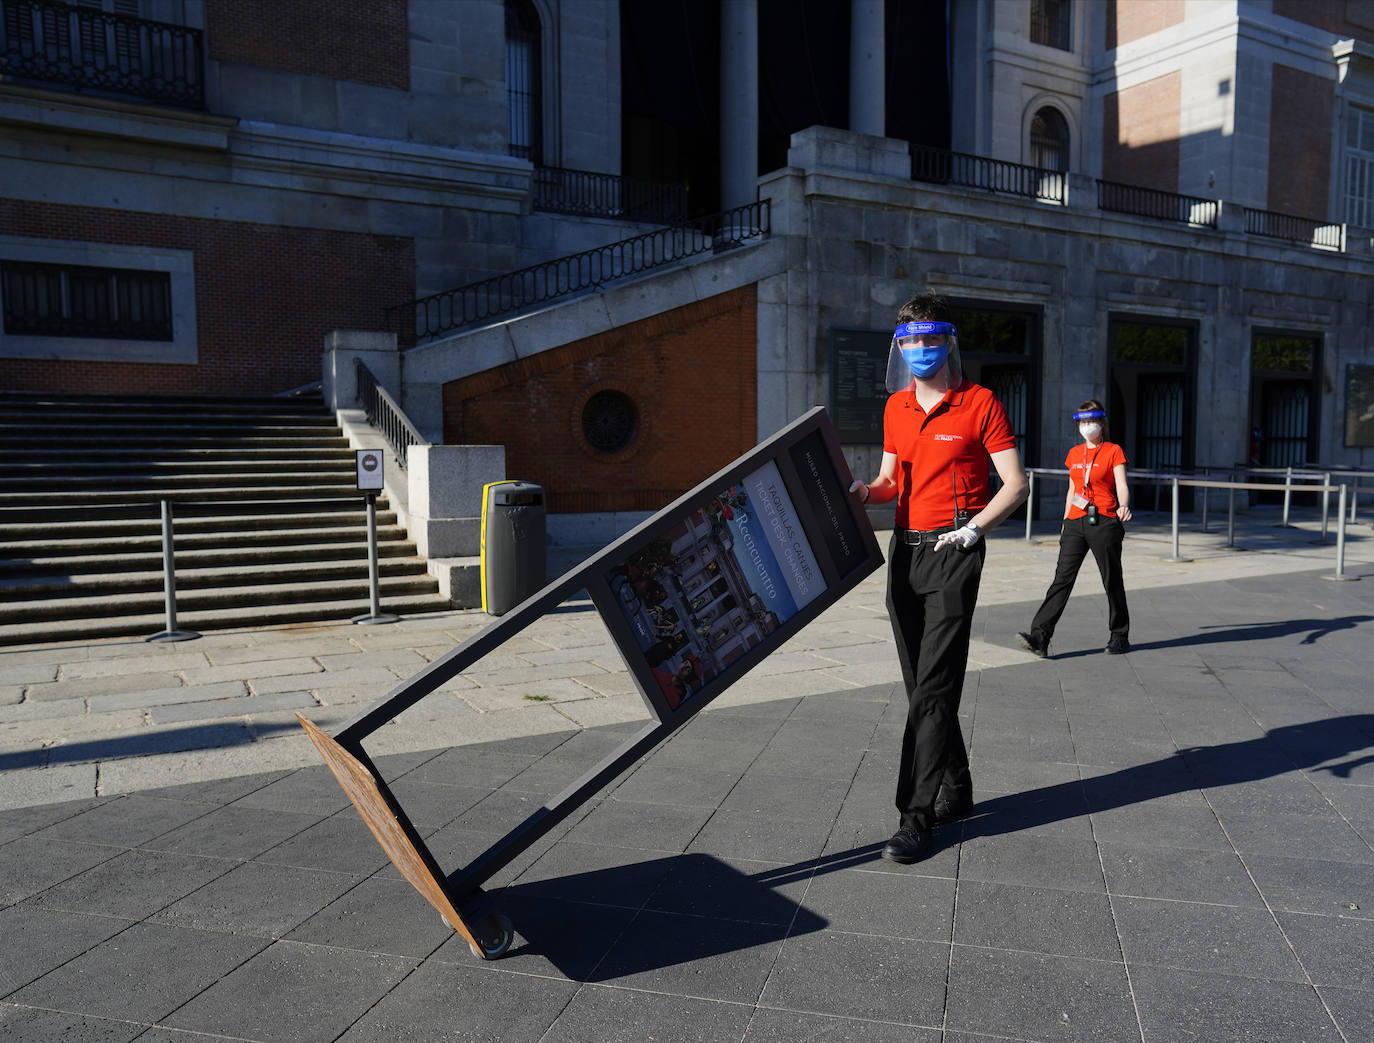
[934,523,981,551]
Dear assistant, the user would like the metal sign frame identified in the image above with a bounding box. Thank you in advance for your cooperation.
[356,448,384,491]
[297,407,883,958]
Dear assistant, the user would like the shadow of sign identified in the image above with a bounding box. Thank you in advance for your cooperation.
[494,851,832,982]
[962,714,1374,841]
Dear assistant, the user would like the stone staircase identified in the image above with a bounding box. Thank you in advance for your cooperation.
[0,390,450,645]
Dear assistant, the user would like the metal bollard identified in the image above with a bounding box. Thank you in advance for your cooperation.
[1025,469,1035,542]
[353,492,399,625]
[147,499,199,643]
[1226,485,1236,549]
[1316,473,1331,544]
[1280,466,1293,527]
[1164,477,1191,562]
[1200,480,1209,533]
[1325,484,1358,583]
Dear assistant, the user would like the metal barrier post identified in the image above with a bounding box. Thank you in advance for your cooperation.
[1200,478,1209,533]
[147,499,200,643]
[1324,484,1358,583]
[1280,466,1293,527]
[1315,472,1331,544]
[1025,469,1035,542]
[353,492,399,625]
[1226,484,1236,548]
[1352,476,1361,526]
[1164,477,1191,562]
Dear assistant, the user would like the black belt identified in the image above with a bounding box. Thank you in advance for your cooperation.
[897,527,955,546]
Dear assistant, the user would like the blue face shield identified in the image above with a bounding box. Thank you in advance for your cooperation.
[885,321,957,391]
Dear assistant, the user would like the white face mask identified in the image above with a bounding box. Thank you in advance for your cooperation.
[1079,423,1103,442]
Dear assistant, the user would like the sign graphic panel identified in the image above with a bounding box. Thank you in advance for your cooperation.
[591,408,883,721]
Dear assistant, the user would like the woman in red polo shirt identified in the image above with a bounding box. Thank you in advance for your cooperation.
[1017,399,1132,658]
[848,292,1028,865]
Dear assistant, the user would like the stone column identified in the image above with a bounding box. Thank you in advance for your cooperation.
[849,0,885,136]
[720,0,759,211]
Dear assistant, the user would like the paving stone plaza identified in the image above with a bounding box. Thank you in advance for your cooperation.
[2,512,1372,1041]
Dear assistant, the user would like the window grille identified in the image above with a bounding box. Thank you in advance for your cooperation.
[505,0,540,162]
[1030,0,1071,51]
[1345,107,1374,227]
[1029,107,1070,172]
[1,260,173,340]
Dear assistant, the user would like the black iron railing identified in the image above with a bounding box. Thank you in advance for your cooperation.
[394,199,771,343]
[0,0,204,109]
[354,358,429,470]
[1244,207,1344,250]
[911,144,1066,203]
[1097,180,1217,227]
[533,166,689,225]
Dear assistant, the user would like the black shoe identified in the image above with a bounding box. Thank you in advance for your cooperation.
[1016,631,1049,658]
[882,826,932,864]
[933,791,974,825]
[1105,635,1131,654]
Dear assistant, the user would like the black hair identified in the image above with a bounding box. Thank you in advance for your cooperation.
[897,292,952,325]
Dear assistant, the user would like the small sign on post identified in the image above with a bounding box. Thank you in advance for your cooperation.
[356,449,384,492]
[353,449,397,625]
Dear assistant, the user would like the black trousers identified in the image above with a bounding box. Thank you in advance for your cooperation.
[1029,515,1130,641]
[886,534,983,831]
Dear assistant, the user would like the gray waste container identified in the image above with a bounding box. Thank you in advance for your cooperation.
[480,480,547,616]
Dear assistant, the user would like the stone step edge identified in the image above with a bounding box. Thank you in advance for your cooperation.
[0,594,467,647]
[0,574,445,623]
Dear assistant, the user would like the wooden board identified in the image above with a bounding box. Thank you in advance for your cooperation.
[295,713,485,955]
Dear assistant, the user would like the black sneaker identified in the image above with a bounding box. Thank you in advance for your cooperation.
[882,826,932,864]
[933,791,974,825]
[1016,631,1049,658]
[1105,635,1131,654]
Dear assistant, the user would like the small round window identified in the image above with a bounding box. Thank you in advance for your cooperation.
[581,390,638,453]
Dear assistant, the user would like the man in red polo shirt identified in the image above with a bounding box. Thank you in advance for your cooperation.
[850,293,1028,864]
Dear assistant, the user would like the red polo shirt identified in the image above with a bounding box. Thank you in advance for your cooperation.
[1065,440,1128,519]
[883,379,1018,530]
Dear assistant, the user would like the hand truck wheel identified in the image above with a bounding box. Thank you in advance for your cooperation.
[466,911,514,959]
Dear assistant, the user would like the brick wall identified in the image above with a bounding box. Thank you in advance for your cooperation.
[1102,72,1181,193]
[443,287,759,514]
[1268,65,1333,221]
[206,0,409,90]
[0,200,414,396]
[1106,0,1185,50]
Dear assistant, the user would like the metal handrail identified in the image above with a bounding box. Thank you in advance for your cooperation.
[1021,465,1360,578]
[353,358,429,470]
[533,166,688,224]
[1097,179,1218,227]
[911,144,1066,203]
[390,199,771,343]
[0,0,205,109]
[1243,207,1344,251]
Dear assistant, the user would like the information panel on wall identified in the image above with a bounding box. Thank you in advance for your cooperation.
[829,328,891,444]
[1347,364,1374,447]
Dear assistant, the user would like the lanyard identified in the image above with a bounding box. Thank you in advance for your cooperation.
[1080,443,1103,502]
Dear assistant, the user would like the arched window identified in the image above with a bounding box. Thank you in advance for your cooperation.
[1030,107,1070,172]
[505,0,541,162]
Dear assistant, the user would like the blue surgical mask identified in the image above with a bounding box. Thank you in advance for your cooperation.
[901,343,950,379]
